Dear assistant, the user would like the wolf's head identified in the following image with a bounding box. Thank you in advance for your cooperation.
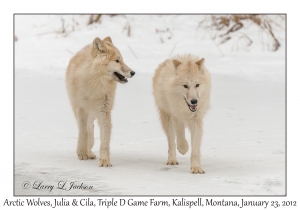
[173,57,209,112]
[92,37,135,84]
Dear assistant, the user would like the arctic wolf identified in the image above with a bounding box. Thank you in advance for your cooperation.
[66,36,135,167]
[153,54,211,174]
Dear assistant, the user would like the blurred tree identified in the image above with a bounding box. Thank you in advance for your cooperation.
[199,15,285,51]
[88,15,102,25]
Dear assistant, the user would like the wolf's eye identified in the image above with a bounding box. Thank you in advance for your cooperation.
[196,84,199,87]
[183,85,188,88]
[116,60,119,63]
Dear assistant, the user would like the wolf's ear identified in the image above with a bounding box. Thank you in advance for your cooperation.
[93,37,106,52]
[196,58,205,69]
[103,36,113,44]
[173,60,181,68]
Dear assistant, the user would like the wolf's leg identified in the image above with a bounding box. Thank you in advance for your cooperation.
[188,119,205,174]
[76,107,89,160]
[87,116,96,159]
[173,116,189,155]
[98,111,112,167]
[159,109,178,165]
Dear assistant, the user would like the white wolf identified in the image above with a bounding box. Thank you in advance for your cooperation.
[66,36,135,167]
[153,54,211,174]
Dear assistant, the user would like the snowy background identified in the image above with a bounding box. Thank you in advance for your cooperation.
[14,15,285,195]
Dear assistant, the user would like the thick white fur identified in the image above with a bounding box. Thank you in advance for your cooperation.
[153,54,211,174]
[66,37,134,167]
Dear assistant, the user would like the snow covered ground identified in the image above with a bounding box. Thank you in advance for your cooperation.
[14,15,285,195]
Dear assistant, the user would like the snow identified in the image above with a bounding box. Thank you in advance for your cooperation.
[14,15,285,195]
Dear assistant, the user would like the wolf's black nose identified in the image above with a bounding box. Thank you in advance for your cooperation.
[130,71,135,77]
[191,99,198,104]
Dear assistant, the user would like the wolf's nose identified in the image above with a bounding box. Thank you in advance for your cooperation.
[130,71,135,77]
[191,99,198,104]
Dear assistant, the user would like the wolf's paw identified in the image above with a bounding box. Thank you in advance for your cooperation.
[78,155,88,160]
[88,151,96,159]
[167,159,179,165]
[77,150,96,160]
[99,159,112,167]
[191,166,205,174]
[77,151,89,160]
[177,139,189,155]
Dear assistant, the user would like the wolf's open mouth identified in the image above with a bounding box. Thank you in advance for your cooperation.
[184,98,197,112]
[114,72,128,83]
